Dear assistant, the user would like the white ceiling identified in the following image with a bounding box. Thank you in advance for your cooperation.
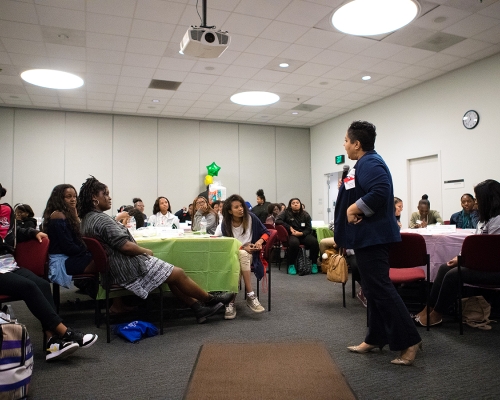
[1,0,499,127]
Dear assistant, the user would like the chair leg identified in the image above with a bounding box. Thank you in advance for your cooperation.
[342,283,346,308]
[268,265,271,312]
[352,277,356,298]
[159,287,164,335]
[52,283,60,314]
[105,290,111,343]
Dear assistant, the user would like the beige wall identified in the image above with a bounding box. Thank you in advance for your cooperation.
[0,111,311,218]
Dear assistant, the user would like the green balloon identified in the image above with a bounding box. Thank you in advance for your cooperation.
[206,162,221,177]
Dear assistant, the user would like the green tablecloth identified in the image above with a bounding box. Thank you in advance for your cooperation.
[312,226,333,243]
[97,236,241,299]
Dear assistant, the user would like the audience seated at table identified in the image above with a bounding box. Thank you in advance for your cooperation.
[0,183,98,361]
[133,197,147,221]
[214,194,268,319]
[211,200,223,221]
[409,194,443,228]
[265,203,281,226]
[251,189,271,224]
[279,203,286,212]
[191,196,218,234]
[14,203,37,229]
[414,179,500,327]
[449,193,479,229]
[394,197,403,229]
[78,177,233,324]
[148,196,180,228]
[116,206,146,229]
[275,198,319,275]
[174,204,193,222]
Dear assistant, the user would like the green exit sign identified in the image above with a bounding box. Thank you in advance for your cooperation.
[335,155,345,164]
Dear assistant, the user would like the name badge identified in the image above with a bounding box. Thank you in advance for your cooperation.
[344,168,356,190]
[301,223,305,227]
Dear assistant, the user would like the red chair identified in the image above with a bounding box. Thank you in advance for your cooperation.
[444,220,451,225]
[275,224,306,273]
[388,233,430,330]
[264,223,275,230]
[457,235,500,335]
[83,237,164,343]
[251,229,278,311]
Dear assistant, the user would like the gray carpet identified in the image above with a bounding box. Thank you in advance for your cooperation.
[12,266,500,399]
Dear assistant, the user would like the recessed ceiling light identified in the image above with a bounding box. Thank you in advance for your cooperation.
[21,69,83,89]
[205,66,215,71]
[230,91,280,106]
[434,16,446,23]
[152,99,160,103]
[57,34,69,39]
[362,75,371,81]
[319,81,329,85]
[279,63,289,68]
[9,95,19,99]
[332,0,420,36]
[292,112,299,115]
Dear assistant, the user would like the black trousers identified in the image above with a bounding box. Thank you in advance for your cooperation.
[431,264,500,314]
[287,234,319,266]
[0,268,62,332]
[356,244,421,351]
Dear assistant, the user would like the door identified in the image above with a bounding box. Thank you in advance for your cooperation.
[325,172,342,223]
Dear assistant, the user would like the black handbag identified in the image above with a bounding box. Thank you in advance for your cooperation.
[296,247,312,276]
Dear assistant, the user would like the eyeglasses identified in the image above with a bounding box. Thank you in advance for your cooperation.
[196,200,206,205]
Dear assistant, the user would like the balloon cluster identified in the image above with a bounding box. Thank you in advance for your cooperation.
[204,162,221,186]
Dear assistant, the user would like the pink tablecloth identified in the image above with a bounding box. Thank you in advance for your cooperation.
[400,229,476,281]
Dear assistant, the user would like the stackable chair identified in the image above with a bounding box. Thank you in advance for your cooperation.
[388,233,430,330]
[83,237,164,343]
[251,229,278,312]
[457,235,500,335]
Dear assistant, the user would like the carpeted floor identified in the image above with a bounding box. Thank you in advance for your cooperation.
[184,341,356,400]
[9,264,500,399]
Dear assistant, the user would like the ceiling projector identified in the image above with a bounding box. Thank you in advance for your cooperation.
[180,27,230,58]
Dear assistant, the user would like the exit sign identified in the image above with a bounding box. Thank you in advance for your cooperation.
[335,155,345,164]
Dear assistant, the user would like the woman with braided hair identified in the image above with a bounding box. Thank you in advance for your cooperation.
[78,176,233,324]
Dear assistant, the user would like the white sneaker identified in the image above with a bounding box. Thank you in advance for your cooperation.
[224,303,237,320]
[246,294,265,313]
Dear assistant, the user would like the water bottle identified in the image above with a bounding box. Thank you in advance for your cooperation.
[127,216,136,232]
[200,216,207,234]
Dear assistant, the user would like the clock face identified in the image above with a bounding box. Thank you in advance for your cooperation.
[463,110,479,129]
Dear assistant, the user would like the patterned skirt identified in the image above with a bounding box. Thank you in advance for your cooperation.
[124,256,174,299]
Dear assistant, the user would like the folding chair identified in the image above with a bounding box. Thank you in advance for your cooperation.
[251,229,278,311]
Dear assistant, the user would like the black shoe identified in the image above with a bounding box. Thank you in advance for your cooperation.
[63,328,98,348]
[206,292,234,307]
[194,302,224,324]
[46,337,79,361]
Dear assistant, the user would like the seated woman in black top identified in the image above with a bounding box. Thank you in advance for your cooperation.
[275,198,319,275]
[449,193,479,229]
[15,203,37,229]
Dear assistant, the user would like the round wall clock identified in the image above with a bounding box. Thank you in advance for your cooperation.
[463,110,479,129]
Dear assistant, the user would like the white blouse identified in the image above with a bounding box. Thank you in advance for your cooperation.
[148,212,179,228]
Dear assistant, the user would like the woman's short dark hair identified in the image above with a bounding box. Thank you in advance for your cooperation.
[256,189,265,202]
[267,203,279,215]
[16,204,35,218]
[287,198,304,214]
[133,197,142,204]
[418,194,430,208]
[474,180,500,222]
[0,184,6,198]
[347,120,376,151]
[394,197,402,205]
[461,193,475,201]
[152,196,172,214]
[128,208,145,228]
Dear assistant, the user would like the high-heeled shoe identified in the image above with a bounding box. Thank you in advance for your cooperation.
[391,341,423,366]
[347,343,384,353]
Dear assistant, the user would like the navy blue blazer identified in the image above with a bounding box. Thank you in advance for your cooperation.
[334,150,401,249]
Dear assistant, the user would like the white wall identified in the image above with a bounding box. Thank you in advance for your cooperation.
[311,53,500,227]
[0,111,311,217]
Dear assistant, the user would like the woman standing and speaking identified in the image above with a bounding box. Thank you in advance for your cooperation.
[335,121,422,366]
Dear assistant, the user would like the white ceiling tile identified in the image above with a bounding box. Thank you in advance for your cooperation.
[1,38,47,56]
[439,57,475,71]
[86,0,136,18]
[87,99,113,108]
[302,96,331,105]
[441,38,492,57]
[59,97,86,106]
[388,47,435,64]
[198,93,227,102]
[0,21,43,41]
[121,65,155,78]
[309,49,353,67]
[86,12,133,36]
[206,109,236,118]
[86,62,121,75]
[49,57,85,72]
[114,94,143,103]
[467,44,500,60]
[239,80,275,91]
[329,36,377,55]
[472,24,500,44]
[176,82,210,92]
[259,21,310,44]
[293,62,332,77]
[130,19,176,42]
[118,76,151,88]
[168,98,195,107]
[85,83,117,94]
[184,72,219,85]
[279,73,316,86]
[375,75,413,88]
[85,73,120,85]
[35,1,85,12]
[338,55,381,70]
[478,1,500,18]
[295,27,343,49]
[87,92,115,100]
[245,38,290,57]
[334,81,366,92]
[29,94,59,103]
[158,57,196,71]
[115,85,146,95]
[56,88,85,98]
[395,79,421,90]
[0,75,23,85]
[416,68,447,81]
[134,0,186,24]
[204,85,241,96]
[86,48,124,64]
[251,69,288,83]
[85,32,128,51]
[320,65,360,80]
[123,53,161,68]
[190,61,228,75]
[276,0,332,27]
[307,78,341,88]
[113,101,139,109]
[359,42,406,59]
[367,60,408,74]
[233,53,273,68]
[126,38,168,56]
[355,84,390,95]
[153,69,188,81]
[144,88,174,98]
[443,14,500,37]
[234,0,292,19]
[413,5,472,30]
[278,44,323,62]
[292,86,325,97]
[35,5,85,30]
[416,52,460,68]
[46,43,85,60]
[1,1,38,24]
[213,76,246,88]
[219,14,272,37]
[393,64,435,79]
[270,82,303,94]
[192,100,218,109]
[202,49,242,65]
[178,5,230,29]
[171,91,202,100]
[383,25,437,47]
[9,53,51,68]
[222,33,255,52]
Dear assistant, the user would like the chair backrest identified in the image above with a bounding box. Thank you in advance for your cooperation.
[389,233,428,269]
[275,224,289,245]
[82,237,109,274]
[461,235,500,272]
[444,220,451,225]
[14,237,49,277]
[263,229,278,262]
[264,223,275,230]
